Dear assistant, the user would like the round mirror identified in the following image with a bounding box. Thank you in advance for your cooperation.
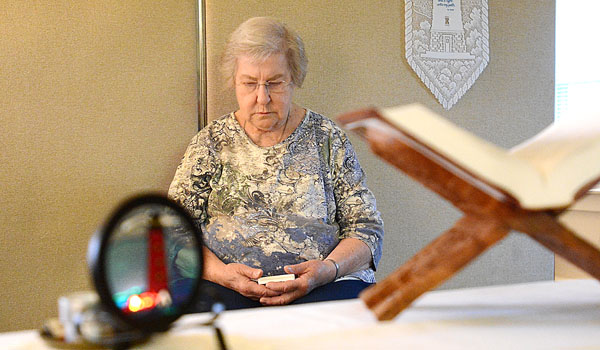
[88,194,203,333]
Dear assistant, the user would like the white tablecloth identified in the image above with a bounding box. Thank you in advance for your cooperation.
[3,279,600,349]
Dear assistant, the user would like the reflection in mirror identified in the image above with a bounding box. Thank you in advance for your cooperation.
[89,194,203,336]
[105,204,200,320]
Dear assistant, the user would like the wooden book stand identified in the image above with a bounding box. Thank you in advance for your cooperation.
[338,107,600,321]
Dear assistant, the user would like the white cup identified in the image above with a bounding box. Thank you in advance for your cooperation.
[58,291,99,343]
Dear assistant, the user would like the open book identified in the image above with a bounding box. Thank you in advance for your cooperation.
[340,104,600,210]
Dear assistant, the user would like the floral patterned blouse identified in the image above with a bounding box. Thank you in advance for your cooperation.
[168,110,383,283]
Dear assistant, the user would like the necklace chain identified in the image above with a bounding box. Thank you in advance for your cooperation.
[278,112,290,143]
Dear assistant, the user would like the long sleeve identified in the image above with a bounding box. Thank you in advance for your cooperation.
[330,130,384,270]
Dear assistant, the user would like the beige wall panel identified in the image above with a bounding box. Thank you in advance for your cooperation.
[205,0,555,288]
[0,1,199,331]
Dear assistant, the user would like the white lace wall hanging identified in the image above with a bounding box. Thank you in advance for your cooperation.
[405,0,489,109]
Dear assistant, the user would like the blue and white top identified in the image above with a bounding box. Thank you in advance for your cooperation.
[168,109,383,283]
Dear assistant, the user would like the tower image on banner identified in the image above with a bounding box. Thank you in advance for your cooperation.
[405,0,489,109]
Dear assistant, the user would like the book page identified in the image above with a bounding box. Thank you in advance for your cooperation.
[510,113,600,173]
[377,104,600,209]
[510,112,600,201]
[378,104,545,208]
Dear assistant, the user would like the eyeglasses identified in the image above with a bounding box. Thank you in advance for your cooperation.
[236,80,291,94]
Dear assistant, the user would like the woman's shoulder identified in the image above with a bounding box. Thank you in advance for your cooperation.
[202,112,234,132]
[184,113,235,154]
[304,109,348,141]
[307,109,344,133]
[191,112,235,141]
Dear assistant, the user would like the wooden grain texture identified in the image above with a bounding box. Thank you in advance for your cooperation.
[508,210,600,280]
[339,108,600,321]
[361,215,509,320]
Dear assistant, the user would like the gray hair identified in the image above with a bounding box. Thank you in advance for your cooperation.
[221,17,308,89]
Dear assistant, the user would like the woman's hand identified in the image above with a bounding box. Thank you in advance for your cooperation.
[200,247,281,300]
[218,263,282,300]
[258,259,336,306]
[258,238,372,305]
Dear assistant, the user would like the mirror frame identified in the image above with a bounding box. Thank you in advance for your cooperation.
[88,194,204,333]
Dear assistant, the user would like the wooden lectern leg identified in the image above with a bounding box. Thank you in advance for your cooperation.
[513,211,600,281]
[360,215,509,321]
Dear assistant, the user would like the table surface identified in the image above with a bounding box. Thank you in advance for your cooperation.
[3,279,600,349]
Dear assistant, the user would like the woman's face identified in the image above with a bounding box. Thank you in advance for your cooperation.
[234,53,294,133]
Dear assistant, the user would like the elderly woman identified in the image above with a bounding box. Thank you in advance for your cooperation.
[168,17,383,310]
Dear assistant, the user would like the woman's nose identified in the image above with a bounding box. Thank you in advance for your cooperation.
[256,84,271,104]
